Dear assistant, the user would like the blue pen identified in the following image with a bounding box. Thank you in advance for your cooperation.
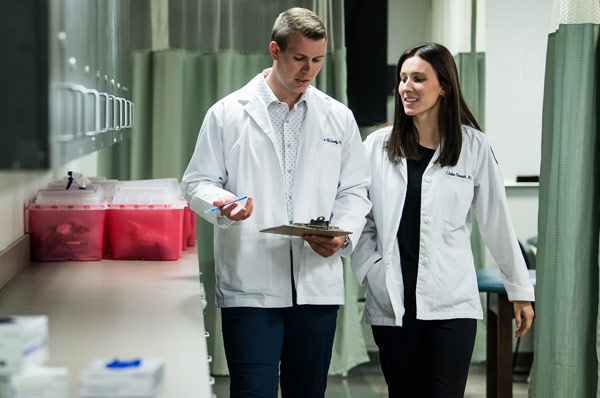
[204,196,248,214]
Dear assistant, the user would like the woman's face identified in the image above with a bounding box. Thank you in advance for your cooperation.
[398,56,445,120]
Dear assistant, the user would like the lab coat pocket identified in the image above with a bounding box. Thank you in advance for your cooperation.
[435,248,478,310]
[217,224,275,291]
[365,260,394,317]
[302,244,343,284]
[440,175,474,226]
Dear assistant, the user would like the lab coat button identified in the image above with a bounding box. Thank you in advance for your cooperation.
[424,177,432,183]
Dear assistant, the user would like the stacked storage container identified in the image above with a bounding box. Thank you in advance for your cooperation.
[29,175,196,262]
[29,185,107,262]
[112,178,193,252]
[107,180,186,261]
[86,177,119,258]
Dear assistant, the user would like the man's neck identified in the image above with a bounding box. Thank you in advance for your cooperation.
[264,69,303,110]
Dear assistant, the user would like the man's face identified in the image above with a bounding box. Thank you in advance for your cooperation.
[270,30,326,101]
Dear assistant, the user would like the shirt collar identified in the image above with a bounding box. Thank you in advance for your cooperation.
[258,69,309,109]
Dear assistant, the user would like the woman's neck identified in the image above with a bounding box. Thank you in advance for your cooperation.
[413,114,440,150]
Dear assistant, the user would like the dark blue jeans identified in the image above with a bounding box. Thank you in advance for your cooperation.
[221,303,339,398]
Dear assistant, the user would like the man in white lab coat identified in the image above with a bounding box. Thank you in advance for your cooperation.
[181,7,371,398]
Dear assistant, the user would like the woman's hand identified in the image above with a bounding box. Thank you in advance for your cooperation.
[513,301,534,338]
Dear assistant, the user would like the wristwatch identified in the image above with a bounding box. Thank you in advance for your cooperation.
[339,235,351,251]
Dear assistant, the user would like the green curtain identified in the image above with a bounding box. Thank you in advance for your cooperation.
[529,23,600,397]
[97,50,273,180]
[98,47,369,376]
[454,52,486,130]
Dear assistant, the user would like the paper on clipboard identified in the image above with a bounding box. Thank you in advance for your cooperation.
[259,224,351,237]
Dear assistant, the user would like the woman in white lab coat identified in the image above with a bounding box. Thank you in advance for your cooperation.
[351,43,535,397]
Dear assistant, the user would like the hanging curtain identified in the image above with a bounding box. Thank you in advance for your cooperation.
[529,0,600,396]
[98,0,369,377]
[430,0,487,363]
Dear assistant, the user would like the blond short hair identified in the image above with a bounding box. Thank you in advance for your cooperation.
[271,7,327,52]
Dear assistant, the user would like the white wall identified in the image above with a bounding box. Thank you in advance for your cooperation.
[486,0,553,183]
[0,152,98,252]
[387,0,432,65]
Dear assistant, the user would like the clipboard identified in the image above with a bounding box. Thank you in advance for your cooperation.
[259,225,351,237]
[259,216,351,238]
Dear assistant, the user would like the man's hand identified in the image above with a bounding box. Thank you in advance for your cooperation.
[213,196,253,221]
[303,235,346,258]
[513,300,534,338]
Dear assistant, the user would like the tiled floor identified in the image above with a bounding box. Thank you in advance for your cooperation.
[212,352,530,397]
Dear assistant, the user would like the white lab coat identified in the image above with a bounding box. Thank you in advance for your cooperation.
[351,125,535,326]
[182,73,371,308]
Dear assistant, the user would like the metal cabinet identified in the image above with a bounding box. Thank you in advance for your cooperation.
[0,0,133,169]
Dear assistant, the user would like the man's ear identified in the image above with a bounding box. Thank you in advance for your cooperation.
[269,41,280,60]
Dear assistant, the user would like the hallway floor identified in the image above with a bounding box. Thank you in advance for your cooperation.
[211,352,529,397]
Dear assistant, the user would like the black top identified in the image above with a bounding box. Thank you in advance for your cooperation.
[397,145,436,322]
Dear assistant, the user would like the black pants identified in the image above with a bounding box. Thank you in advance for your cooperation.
[372,318,477,398]
[221,303,339,398]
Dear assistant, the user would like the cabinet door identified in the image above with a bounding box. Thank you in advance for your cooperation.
[0,0,133,170]
[0,0,50,169]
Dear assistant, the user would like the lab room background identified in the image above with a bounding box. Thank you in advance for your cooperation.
[1,0,599,397]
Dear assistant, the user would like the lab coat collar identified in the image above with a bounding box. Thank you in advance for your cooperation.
[238,75,281,163]
[426,144,441,172]
[382,130,408,184]
[391,138,442,182]
[301,86,329,139]
[239,75,273,133]
[387,159,406,244]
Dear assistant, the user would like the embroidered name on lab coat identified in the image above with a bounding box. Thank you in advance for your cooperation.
[324,138,342,145]
[446,171,472,181]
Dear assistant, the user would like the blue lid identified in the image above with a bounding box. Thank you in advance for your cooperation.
[105,359,142,369]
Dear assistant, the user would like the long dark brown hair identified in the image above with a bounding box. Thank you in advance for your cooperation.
[385,43,480,167]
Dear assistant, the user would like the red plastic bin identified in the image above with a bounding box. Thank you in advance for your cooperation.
[29,204,106,262]
[181,203,189,251]
[187,209,196,247]
[107,204,183,261]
